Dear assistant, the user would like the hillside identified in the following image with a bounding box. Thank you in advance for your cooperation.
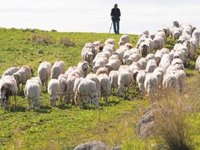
[0,28,200,150]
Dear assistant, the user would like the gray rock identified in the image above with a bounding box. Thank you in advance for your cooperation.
[136,103,159,138]
[74,141,106,150]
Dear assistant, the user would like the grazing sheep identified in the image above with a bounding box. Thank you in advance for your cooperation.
[13,66,32,90]
[38,61,51,91]
[24,78,41,110]
[105,53,122,71]
[144,73,158,102]
[162,73,178,93]
[2,67,19,77]
[58,74,68,102]
[136,70,147,94]
[51,61,65,79]
[175,70,186,93]
[86,73,100,97]
[96,67,109,76]
[48,79,61,106]
[75,79,99,107]
[119,34,129,45]
[153,35,165,50]
[118,70,134,97]
[146,59,157,73]
[138,58,147,70]
[109,70,119,94]
[104,38,115,45]
[0,76,18,107]
[97,73,111,103]
[81,48,94,64]
[77,61,89,77]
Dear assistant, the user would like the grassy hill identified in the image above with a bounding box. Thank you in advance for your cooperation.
[0,28,200,150]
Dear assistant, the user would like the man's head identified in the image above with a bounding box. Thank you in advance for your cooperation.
[114,4,118,8]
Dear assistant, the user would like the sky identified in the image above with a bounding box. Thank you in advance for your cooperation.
[0,0,200,34]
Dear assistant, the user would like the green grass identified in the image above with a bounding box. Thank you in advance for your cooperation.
[0,27,200,150]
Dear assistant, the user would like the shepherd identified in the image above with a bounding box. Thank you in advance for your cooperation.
[111,4,121,34]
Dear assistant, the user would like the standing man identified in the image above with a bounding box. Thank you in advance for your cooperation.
[111,4,121,34]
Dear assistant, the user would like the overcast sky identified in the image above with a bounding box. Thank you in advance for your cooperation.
[0,0,199,34]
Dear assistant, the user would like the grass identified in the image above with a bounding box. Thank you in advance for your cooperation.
[0,27,200,149]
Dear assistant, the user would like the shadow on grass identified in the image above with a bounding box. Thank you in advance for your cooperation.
[100,100,120,107]
[6,105,26,112]
[35,105,52,113]
[57,104,72,110]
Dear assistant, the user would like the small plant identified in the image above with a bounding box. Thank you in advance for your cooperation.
[29,34,53,45]
[59,37,76,47]
[154,94,192,150]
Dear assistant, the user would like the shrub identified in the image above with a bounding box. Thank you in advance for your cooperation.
[59,37,76,47]
[29,34,53,45]
[154,94,192,150]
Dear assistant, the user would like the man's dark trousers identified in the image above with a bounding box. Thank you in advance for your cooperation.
[113,20,119,34]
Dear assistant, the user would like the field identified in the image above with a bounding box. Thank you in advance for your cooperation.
[0,28,200,150]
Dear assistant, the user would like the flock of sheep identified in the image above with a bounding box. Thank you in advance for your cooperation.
[0,21,200,110]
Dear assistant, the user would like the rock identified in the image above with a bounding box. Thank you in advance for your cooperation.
[74,141,106,150]
[136,103,159,138]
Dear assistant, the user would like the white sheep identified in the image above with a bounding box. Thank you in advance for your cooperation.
[24,78,41,110]
[118,70,134,97]
[48,79,61,106]
[38,61,51,91]
[86,73,101,98]
[119,34,129,45]
[75,79,99,107]
[144,73,158,102]
[2,67,19,77]
[97,73,111,103]
[51,61,65,79]
[136,70,147,94]
[0,76,18,107]
[109,70,119,94]
[13,66,32,90]
[77,61,89,77]
[146,59,157,73]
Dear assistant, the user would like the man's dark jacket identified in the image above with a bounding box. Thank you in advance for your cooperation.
[111,8,121,21]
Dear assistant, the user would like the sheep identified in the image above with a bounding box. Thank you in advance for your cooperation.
[77,61,89,77]
[162,73,178,93]
[118,70,134,98]
[144,73,158,102]
[51,61,65,79]
[105,53,122,71]
[48,79,61,106]
[175,70,186,93]
[81,48,94,64]
[97,73,111,103]
[2,67,19,77]
[195,56,200,72]
[159,54,172,71]
[146,59,157,73]
[136,70,147,94]
[13,66,32,91]
[0,76,18,107]
[38,61,51,91]
[24,78,41,110]
[153,35,165,50]
[65,75,78,103]
[119,34,129,45]
[138,58,147,70]
[86,73,101,98]
[104,38,115,45]
[138,41,150,57]
[96,67,109,76]
[109,70,119,94]
[75,79,99,107]
[58,74,68,102]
